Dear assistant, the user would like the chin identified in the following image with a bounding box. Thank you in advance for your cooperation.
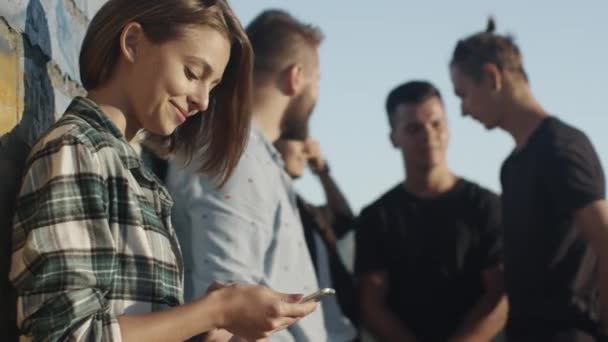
[420,157,444,170]
[484,122,498,130]
[147,125,177,137]
[162,121,182,135]
[411,160,433,170]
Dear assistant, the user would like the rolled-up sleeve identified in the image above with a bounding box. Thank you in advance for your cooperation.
[169,151,275,300]
[10,136,121,341]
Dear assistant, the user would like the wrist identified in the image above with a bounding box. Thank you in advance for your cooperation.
[199,288,229,330]
[312,160,329,175]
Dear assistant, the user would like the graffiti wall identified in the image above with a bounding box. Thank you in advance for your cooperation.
[0,0,105,138]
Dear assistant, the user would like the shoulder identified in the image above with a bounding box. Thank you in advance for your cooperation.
[542,117,595,153]
[27,117,100,172]
[168,130,280,206]
[458,178,499,202]
[359,184,404,218]
[454,179,501,220]
[29,114,130,178]
[41,110,121,150]
[224,131,283,193]
[17,118,116,204]
[532,117,604,179]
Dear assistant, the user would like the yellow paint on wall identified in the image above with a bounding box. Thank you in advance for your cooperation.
[0,50,23,135]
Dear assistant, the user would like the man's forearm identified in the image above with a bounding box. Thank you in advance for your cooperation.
[362,304,418,342]
[449,292,508,342]
[318,171,354,220]
[575,200,608,333]
[594,248,608,332]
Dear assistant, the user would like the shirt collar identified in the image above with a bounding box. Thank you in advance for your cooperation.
[250,122,285,168]
[64,96,142,170]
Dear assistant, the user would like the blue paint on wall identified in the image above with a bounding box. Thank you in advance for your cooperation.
[55,0,79,80]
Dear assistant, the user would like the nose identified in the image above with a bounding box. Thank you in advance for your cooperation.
[188,85,210,113]
[421,125,433,140]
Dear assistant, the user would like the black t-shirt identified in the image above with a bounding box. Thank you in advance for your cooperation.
[355,179,502,341]
[501,117,606,338]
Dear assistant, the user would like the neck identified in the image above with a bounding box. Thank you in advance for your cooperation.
[251,85,288,143]
[499,87,548,149]
[403,162,457,197]
[87,85,140,141]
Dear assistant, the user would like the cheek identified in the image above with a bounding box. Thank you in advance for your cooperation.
[462,97,474,112]
[311,85,319,100]
[401,136,418,152]
[438,133,450,152]
[288,155,303,168]
[287,159,305,175]
[133,69,169,104]
[161,73,189,98]
[391,131,405,146]
[149,55,189,98]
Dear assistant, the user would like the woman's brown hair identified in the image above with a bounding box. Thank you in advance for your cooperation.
[79,0,253,185]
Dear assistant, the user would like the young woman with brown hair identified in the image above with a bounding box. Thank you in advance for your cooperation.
[10,1,317,341]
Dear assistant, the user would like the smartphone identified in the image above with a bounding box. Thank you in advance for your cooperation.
[302,288,336,302]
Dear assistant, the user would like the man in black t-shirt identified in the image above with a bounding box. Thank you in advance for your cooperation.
[450,18,608,341]
[355,81,508,342]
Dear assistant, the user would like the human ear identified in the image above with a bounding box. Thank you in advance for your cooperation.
[119,22,145,63]
[283,64,304,96]
[482,63,502,92]
[389,130,399,148]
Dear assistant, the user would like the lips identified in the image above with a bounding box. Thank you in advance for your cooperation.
[170,101,188,123]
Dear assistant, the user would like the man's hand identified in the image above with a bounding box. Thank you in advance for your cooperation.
[305,138,326,174]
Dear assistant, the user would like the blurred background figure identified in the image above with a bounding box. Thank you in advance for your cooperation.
[276,137,359,341]
[355,81,507,342]
[166,9,332,341]
[228,0,607,220]
[450,18,608,342]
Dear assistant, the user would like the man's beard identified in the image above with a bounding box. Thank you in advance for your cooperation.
[280,117,310,141]
[280,92,316,141]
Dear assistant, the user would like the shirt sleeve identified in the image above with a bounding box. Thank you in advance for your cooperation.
[10,136,121,341]
[476,191,503,270]
[168,151,275,300]
[543,133,606,213]
[354,205,390,276]
[318,205,355,240]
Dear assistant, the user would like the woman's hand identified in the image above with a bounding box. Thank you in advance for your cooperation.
[204,282,318,341]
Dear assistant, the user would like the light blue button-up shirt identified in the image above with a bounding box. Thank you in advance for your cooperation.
[167,125,329,341]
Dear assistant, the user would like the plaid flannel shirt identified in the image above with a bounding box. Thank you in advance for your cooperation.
[10,97,184,341]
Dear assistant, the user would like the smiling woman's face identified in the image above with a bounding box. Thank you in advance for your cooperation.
[125,25,231,136]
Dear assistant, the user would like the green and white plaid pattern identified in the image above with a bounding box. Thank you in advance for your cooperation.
[10,97,184,341]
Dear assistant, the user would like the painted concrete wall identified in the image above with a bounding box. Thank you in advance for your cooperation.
[0,0,106,140]
[0,1,106,339]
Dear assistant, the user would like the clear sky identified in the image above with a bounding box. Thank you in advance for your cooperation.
[231,0,608,212]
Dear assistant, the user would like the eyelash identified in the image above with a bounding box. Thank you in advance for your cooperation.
[185,66,221,90]
[185,67,199,81]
